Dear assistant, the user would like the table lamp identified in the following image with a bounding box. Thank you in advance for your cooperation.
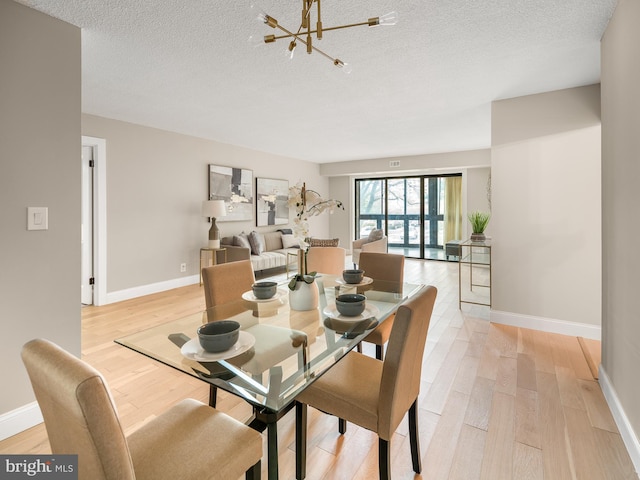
[202,200,227,248]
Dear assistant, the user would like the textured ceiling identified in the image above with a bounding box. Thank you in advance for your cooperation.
[16,0,616,163]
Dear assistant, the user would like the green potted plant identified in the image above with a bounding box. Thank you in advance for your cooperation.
[468,211,490,242]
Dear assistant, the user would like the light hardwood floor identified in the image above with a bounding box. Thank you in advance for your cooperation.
[1,259,637,479]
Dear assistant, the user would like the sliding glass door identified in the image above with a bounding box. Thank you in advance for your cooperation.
[355,174,461,260]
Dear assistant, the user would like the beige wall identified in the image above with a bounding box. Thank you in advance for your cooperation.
[81,115,328,294]
[0,0,81,418]
[491,85,602,333]
[328,176,351,250]
[465,167,492,238]
[601,0,640,460]
[320,149,490,177]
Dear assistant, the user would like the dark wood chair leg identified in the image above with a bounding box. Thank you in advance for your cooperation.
[295,402,307,480]
[209,385,217,408]
[375,344,384,361]
[378,438,391,480]
[338,418,347,434]
[245,460,261,480]
[408,399,421,473]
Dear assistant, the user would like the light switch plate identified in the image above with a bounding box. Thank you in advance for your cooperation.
[27,207,48,230]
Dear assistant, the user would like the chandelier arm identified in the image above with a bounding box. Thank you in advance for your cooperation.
[274,24,333,62]
[271,21,371,41]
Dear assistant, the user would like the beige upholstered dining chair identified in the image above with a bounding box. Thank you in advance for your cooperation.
[357,252,405,360]
[202,260,307,405]
[21,339,262,480]
[202,259,255,308]
[305,246,347,275]
[294,285,437,480]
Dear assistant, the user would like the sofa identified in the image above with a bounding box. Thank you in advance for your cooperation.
[221,230,301,273]
[352,228,388,265]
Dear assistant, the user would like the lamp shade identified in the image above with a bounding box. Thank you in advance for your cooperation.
[202,200,227,218]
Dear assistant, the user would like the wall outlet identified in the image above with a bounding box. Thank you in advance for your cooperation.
[180,263,187,273]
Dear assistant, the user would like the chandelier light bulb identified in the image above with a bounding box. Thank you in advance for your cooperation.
[285,41,297,59]
[376,11,398,26]
[250,3,268,23]
[248,34,266,47]
[250,3,277,27]
[334,59,353,74]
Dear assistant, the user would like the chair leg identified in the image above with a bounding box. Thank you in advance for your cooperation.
[375,344,384,361]
[245,460,261,480]
[408,399,421,473]
[208,385,217,408]
[338,418,347,434]
[295,402,307,480]
[378,438,391,480]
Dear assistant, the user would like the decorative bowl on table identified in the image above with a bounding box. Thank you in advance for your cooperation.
[342,269,365,284]
[335,293,366,316]
[197,320,240,352]
[252,281,278,299]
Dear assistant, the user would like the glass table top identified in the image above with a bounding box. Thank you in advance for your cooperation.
[115,274,422,413]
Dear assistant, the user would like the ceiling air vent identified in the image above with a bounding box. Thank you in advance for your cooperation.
[389,160,400,167]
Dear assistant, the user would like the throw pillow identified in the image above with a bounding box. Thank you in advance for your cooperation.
[281,234,300,249]
[248,231,266,255]
[233,233,251,249]
[308,238,340,247]
[277,228,293,235]
[368,229,384,242]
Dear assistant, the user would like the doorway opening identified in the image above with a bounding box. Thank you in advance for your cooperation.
[81,136,107,305]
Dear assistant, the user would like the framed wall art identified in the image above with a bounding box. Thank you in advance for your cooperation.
[256,177,289,227]
[208,164,253,222]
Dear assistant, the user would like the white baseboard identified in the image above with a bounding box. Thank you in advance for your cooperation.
[599,366,640,475]
[105,274,200,304]
[0,402,43,442]
[490,310,601,340]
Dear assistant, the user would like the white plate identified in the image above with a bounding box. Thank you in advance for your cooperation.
[241,288,287,303]
[335,276,373,287]
[180,331,255,362]
[323,303,380,321]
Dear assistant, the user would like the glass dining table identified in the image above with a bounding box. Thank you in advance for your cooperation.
[115,274,422,480]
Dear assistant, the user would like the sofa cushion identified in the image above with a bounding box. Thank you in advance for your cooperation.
[263,231,284,252]
[281,234,300,249]
[233,233,251,249]
[368,229,384,242]
[308,238,340,247]
[251,251,286,271]
[248,231,265,255]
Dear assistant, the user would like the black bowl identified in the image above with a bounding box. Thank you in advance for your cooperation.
[197,320,240,352]
[342,269,365,284]
[252,281,278,299]
[335,293,366,316]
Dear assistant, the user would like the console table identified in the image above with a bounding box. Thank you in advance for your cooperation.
[458,239,491,308]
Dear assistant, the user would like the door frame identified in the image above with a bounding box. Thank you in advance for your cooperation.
[81,136,107,306]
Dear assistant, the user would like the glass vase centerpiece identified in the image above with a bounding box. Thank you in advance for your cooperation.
[287,182,343,311]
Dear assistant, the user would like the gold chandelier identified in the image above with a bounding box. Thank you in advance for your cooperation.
[250,1,397,72]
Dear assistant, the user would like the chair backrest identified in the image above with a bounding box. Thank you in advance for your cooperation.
[357,252,404,292]
[21,339,136,480]
[305,246,346,275]
[202,260,255,308]
[378,285,437,440]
